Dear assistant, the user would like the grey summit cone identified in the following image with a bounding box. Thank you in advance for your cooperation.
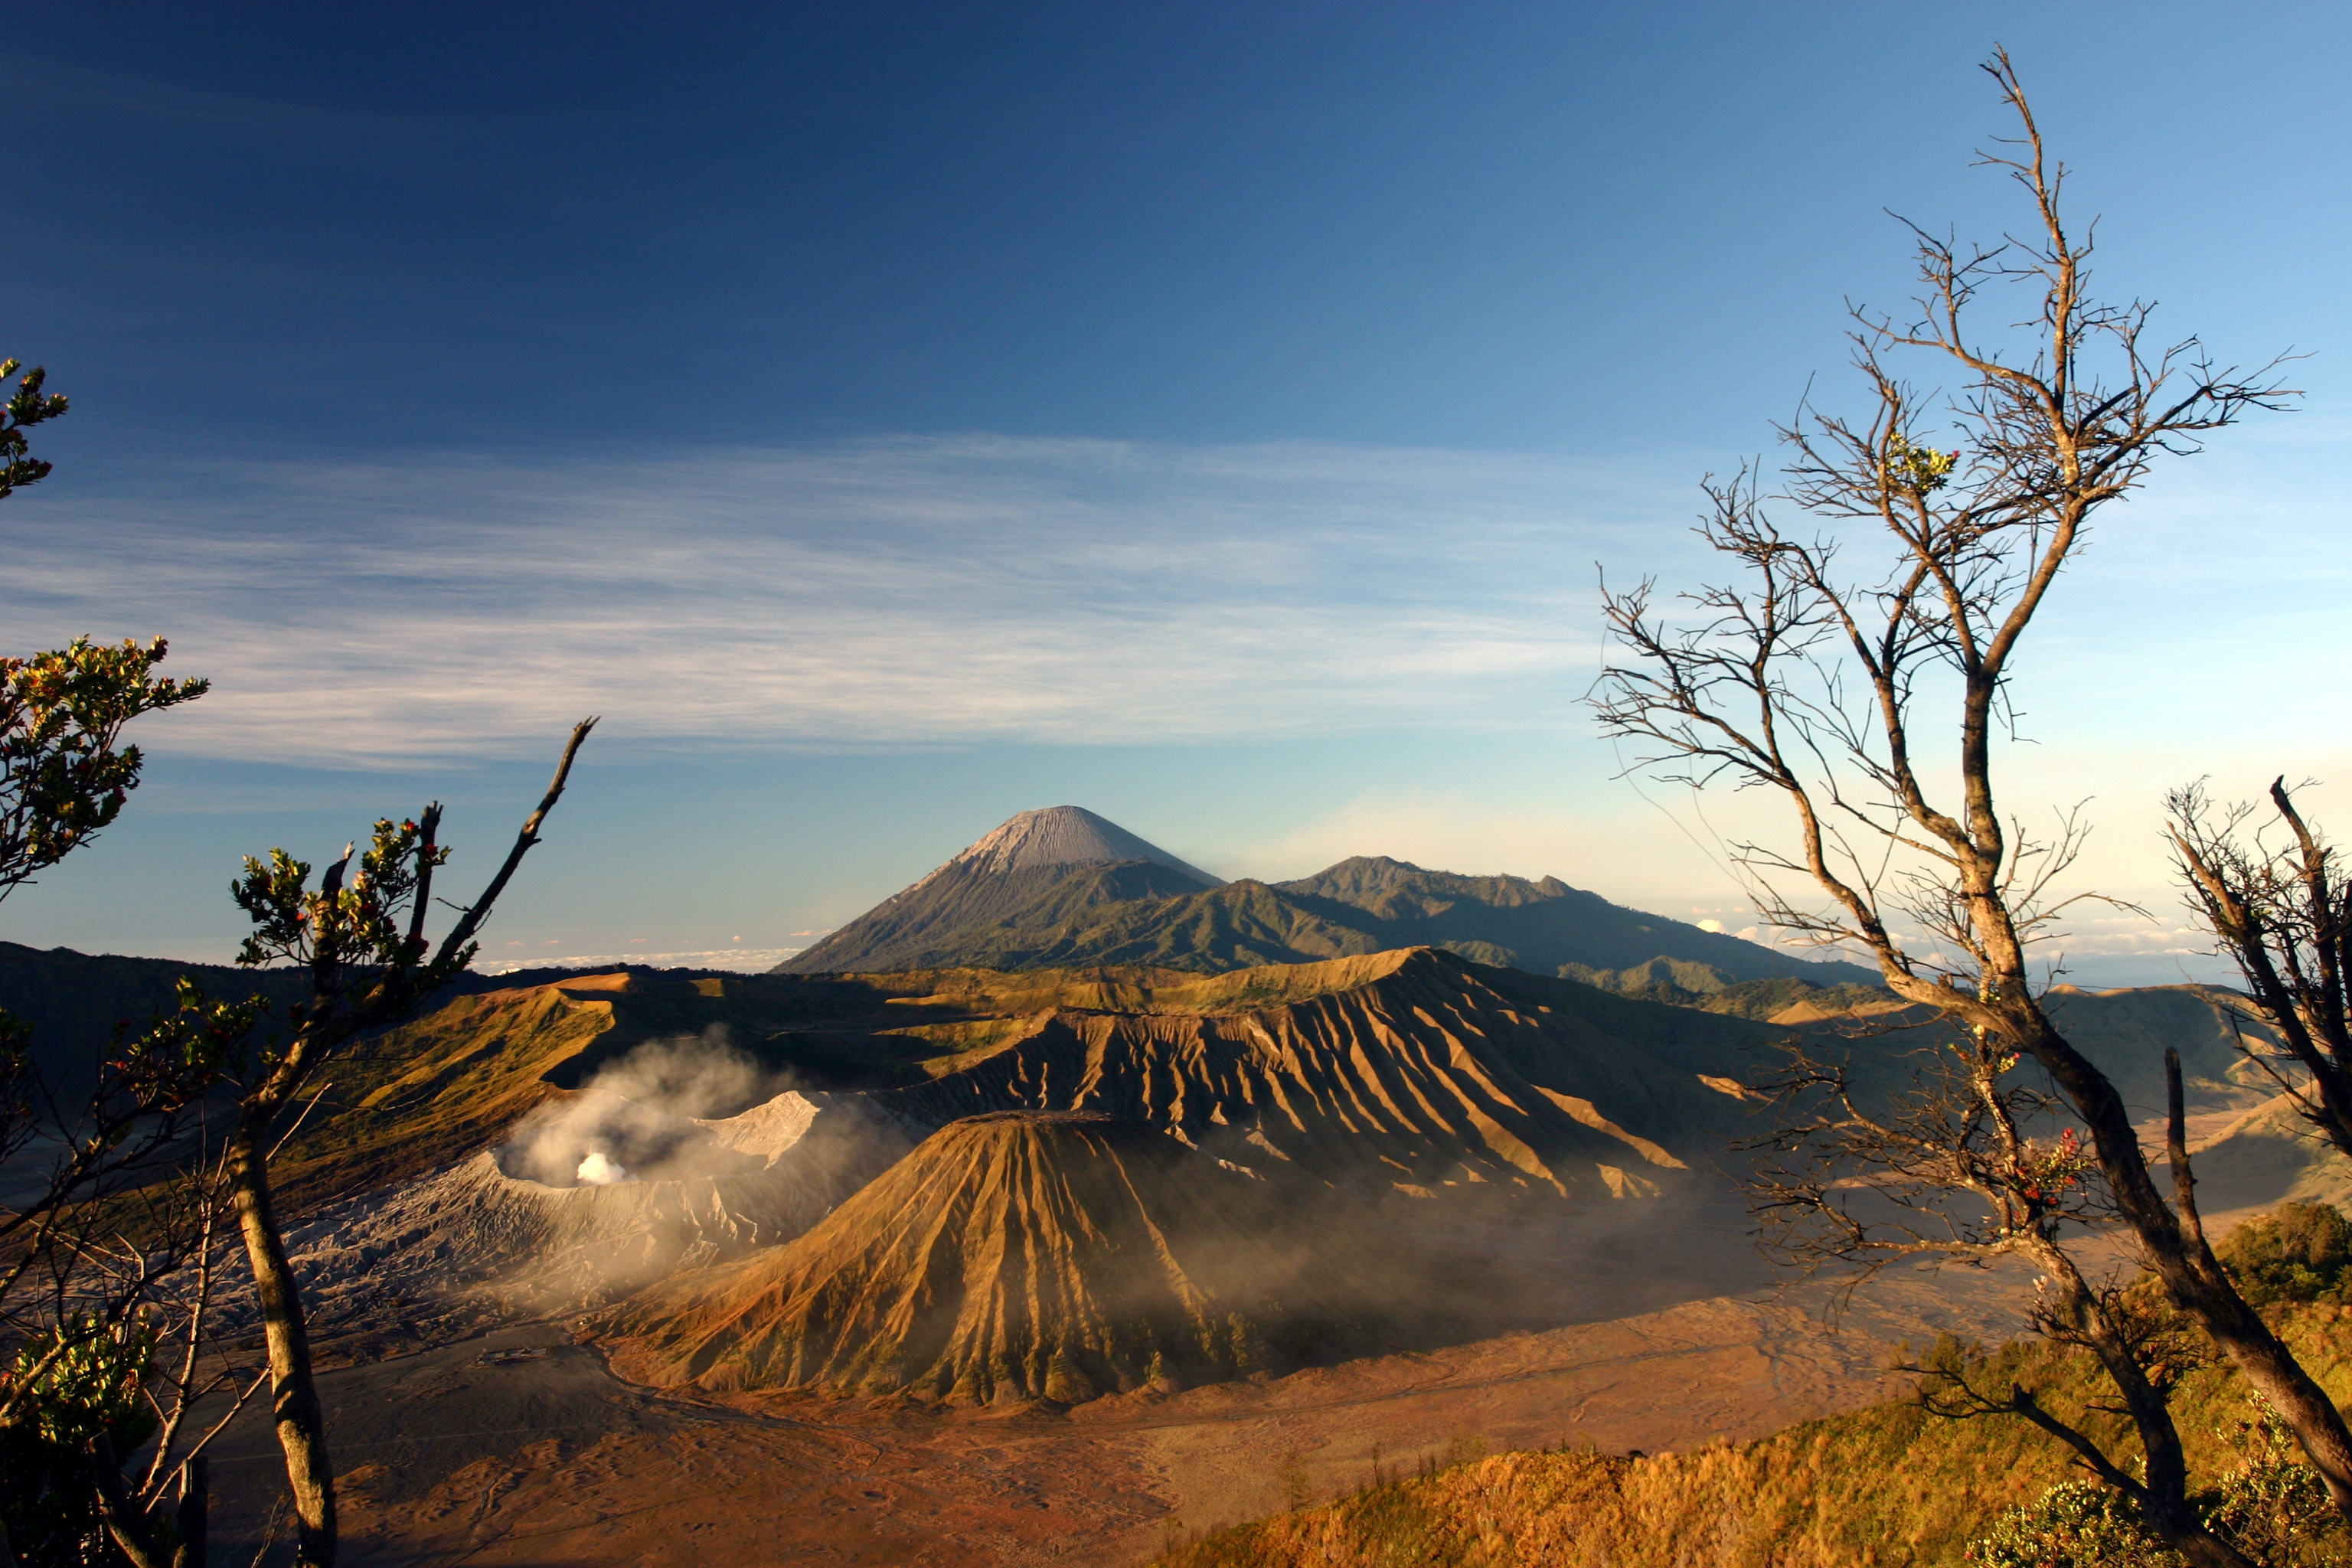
[774,806,1222,974]
[943,806,1222,886]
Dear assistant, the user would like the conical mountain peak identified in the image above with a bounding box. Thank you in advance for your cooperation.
[773,807,1222,974]
[941,806,1221,887]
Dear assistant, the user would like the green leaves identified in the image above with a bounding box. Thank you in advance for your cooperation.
[1970,1456,2347,1566]
[233,846,317,967]
[0,636,210,899]
[0,358,70,501]
[1967,1479,2178,1566]
[106,978,265,1111]
[1883,430,1961,496]
[0,1314,166,1566]
[0,359,209,898]
[234,812,455,991]
[1,1313,158,1453]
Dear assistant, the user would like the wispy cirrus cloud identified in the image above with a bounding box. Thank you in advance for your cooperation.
[3,436,1695,765]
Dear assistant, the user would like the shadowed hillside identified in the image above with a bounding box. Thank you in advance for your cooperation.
[0,941,315,1098]
[1275,858,1876,985]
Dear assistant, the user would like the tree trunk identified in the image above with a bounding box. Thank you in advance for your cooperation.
[2040,1268,2257,1568]
[2171,1276,2352,1518]
[226,1125,335,1567]
[88,1432,166,1568]
[2171,1524,2258,1568]
[2019,1012,2352,1524]
[176,1455,209,1568]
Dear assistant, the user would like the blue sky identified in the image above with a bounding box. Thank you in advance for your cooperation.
[4,2,2348,983]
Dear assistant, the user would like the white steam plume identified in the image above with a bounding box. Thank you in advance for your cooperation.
[576,1151,630,1185]
[499,1027,781,1188]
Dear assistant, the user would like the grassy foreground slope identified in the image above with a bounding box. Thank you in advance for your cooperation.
[1155,1211,2352,1568]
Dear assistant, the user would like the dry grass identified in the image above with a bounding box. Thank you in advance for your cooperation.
[1155,1298,2352,1568]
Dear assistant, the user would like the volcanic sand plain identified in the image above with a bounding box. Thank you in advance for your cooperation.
[195,1224,2030,1567]
[178,953,2318,1565]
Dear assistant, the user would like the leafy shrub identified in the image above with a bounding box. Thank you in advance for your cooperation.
[1967,1420,2349,1568]
[2200,1403,2352,1566]
[2203,1456,2342,1566]
[2216,1200,2352,1307]
[0,1314,162,1566]
[1965,1481,2178,1567]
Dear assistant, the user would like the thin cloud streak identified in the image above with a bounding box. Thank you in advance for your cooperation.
[5,437,1694,764]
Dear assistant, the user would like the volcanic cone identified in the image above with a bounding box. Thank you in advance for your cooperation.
[599,1110,1369,1405]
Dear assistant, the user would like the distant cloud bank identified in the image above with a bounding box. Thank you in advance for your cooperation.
[5,437,1693,765]
[477,948,801,975]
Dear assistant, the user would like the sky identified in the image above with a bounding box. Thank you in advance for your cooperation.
[3,2,2348,985]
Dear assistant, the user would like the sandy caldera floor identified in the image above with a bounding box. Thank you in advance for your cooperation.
[196,1256,2027,1568]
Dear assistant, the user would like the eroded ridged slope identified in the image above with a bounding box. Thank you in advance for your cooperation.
[878,948,1738,1200]
[600,1111,1374,1405]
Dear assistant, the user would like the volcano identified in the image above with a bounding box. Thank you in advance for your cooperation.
[869,947,1721,1201]
[599,1110,1375,1404]
[778,806,1223,975]
[771,810,1878,988]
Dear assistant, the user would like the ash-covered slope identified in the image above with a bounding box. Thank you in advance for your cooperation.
[779,806,1223,974]
[266,1089,920,1318]
[945,805,1221,883]
[267,967,950,1210]
[599,1110,1374,1404]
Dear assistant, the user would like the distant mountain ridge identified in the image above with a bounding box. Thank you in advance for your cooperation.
[1276,857,1876,985]
[774,809,1878,989]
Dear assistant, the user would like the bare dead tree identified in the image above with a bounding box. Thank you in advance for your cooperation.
[2170,778,2352,1159]
[1753,1028,2249,1565]
[1589,48,2352,1539]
